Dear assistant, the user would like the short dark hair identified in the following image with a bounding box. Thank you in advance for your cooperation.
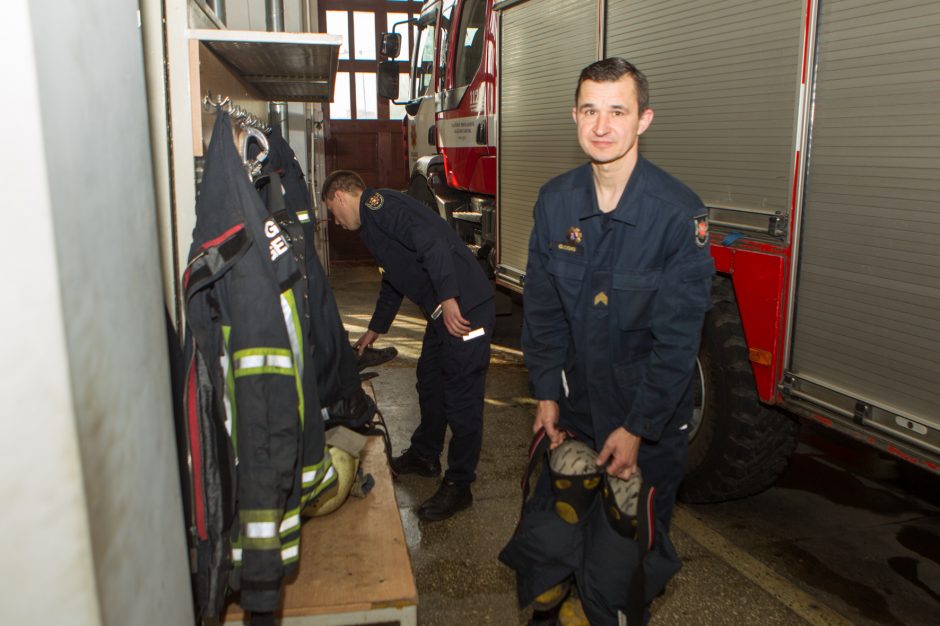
[321,170,366,201]
[575,57,650,112]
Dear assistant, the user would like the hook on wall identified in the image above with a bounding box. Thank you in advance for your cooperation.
[202,91,270,134]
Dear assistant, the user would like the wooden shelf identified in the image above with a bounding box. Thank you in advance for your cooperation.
[224,435,418,625]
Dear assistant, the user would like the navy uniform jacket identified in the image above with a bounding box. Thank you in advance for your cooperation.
[522,157,714,446]
[358,188,493,331]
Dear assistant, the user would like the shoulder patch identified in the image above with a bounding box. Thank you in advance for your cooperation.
[366,192,385,211]
[694,214,709,248]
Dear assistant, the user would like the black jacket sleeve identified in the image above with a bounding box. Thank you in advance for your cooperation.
[368,274,404,333]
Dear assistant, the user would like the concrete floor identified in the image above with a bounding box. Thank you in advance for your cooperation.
[330,265,940,626]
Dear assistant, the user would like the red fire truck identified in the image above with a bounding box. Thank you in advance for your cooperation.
[380,0,940,501]
[381,0,498,264]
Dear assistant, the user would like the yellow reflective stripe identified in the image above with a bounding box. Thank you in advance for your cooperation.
[232,347,294,377]
[281,290,305,426]
[296,210,310,223]
[221,326,237,452]
[240,509,282,549]
[301,450,334,488]
[307,464,338,499]
[279,508,301,536]
[281,539,300,564]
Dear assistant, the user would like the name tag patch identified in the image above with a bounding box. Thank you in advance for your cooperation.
[554,242,583,255]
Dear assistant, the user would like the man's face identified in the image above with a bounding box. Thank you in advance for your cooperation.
[572,76,654,166]
[324,190,361,231]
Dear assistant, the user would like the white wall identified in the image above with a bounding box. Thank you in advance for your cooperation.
[1,1,193,624]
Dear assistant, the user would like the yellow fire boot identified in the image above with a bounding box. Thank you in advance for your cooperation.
[558,595,589,626]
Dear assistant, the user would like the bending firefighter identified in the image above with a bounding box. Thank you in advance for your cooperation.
[322,171,495,522]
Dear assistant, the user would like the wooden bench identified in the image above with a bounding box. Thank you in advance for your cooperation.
[224,435,418,625]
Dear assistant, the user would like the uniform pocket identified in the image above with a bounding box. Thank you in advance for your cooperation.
[547,257,586,319]
[547,257,586,280]
[612,269,662,330]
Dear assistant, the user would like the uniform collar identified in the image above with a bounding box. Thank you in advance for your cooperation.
[359,187,376,212]
[576,156,648,225]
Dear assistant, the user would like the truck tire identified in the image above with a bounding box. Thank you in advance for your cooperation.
[408,173,454,226]
[408,174,437,212]
[680,277,800,503]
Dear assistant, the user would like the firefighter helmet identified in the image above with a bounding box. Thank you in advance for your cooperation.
[548,439,604,524]
[304,446,359,517]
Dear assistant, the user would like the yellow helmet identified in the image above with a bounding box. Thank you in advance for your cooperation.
[304,445,360,517]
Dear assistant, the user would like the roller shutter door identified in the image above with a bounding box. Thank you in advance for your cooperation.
[789,0,940,430]
[496,0,598,280]
[606,0,805,219]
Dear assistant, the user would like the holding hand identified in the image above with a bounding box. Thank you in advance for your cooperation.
[354,329,381,356]
[440,297,472,337]
[532,400,565,449]
[596,427,641,480]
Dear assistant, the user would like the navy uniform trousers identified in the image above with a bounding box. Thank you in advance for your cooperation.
[411,299,495,485]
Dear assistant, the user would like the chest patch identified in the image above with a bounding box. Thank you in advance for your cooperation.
[366,192,385,211]
[566,226,583,245]
[694,214,709,248]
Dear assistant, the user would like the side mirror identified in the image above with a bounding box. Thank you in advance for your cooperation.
[379,32,402,59]
[378,61,400,100]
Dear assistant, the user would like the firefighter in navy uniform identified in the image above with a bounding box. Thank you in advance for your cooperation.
[499,58,714,625]
[322,170,495,521]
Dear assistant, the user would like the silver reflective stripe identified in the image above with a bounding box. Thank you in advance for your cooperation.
[280,294,302,377]
[296,210,310,223]
[236,354,293,371]
[304,463,336,488]
[561,370,569,398]
[232,548,243,562]
[282,544,299,561]
[245,521,278,539]
[280,513,300,534]
[302,466,321,484]
[220,351,233,436]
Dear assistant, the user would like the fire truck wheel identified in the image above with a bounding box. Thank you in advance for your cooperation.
[679,278,800,503]
[408,174,453,226]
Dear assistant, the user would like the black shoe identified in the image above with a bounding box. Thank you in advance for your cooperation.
[356,345,398,371]
[417,480,473,521]
[391,448,441,477]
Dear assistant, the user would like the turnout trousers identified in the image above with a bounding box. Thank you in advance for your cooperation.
[499,421,688,626]
[410,299,495,484]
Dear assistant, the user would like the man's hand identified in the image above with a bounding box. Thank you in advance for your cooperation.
[533,400,565,449]
[354,329,381,356]
[440,298,471,337]
[596,427,641,480]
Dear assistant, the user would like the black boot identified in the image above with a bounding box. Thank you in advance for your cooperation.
[418,480,473,521]
[391,448,442,477]
[356,345,398,371]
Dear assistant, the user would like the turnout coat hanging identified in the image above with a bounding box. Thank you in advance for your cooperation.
[182,111,329,615]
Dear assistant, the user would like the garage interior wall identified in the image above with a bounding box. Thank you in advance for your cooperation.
[1,0,193,624]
